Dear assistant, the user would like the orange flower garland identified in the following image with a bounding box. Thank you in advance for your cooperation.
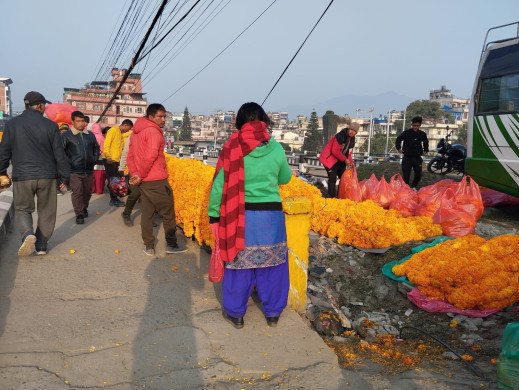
[392,234,519,310]
[164,156,442,248]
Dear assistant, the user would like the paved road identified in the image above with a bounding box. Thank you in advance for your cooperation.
[0,191,370,389]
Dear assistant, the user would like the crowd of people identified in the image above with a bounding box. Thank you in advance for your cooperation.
[0,91,186,259]
[0,91,429,330]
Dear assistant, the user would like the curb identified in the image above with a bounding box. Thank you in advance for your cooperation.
[0,187,14,244]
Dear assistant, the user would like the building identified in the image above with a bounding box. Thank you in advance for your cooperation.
[429,85,470,124]
[0,78,13,123]
[63,68,147,126]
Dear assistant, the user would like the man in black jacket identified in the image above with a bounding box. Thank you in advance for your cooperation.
[395,116,429,189]
[62,111,100,224]
[0,91,70,256]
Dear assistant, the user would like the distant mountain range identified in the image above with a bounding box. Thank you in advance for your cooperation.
[280,91,419,119]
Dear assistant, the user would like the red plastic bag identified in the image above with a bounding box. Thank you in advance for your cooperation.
[367,175,394,208]
[481,189,519,207]
[359,173,378,200]
[390,195,419,217]
[417,179,458,203]
[415,187,450,217]
[338,167,362,202]
[455,176,484,220]
[209,223,224,283]
[389,174,406,193]
[45,103,78,125]
[433,190,475,237]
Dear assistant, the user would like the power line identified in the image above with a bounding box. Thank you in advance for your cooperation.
[161,0,278,104]
[261,0,335,106]
[97,0,170,123]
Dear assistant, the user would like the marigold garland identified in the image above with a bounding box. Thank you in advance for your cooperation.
[164,156,442,248]
[392,234,519,310]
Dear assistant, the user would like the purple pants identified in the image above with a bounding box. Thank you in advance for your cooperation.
[222,261,289,318]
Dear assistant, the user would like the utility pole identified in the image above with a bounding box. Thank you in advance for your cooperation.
[356,107,374,156]
[385,109,391,155]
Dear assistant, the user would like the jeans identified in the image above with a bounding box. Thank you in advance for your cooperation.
[13,179,57,251]
[103,159,119,202]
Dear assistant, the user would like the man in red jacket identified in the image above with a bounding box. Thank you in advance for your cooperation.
[318,122,359,197]
[127,103,187,256]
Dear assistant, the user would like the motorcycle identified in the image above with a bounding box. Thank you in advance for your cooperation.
[427,129,466,175]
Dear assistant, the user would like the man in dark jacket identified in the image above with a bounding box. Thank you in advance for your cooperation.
[395,116,429,189]
[62,111,100,224]
[0,91,70,256]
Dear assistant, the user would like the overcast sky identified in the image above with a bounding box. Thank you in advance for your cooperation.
[2,0,518,116]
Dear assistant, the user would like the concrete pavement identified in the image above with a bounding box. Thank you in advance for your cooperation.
[0,191,370,389]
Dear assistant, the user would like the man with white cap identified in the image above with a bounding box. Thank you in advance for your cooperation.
[0,91,70,256]
[319,122,359,198]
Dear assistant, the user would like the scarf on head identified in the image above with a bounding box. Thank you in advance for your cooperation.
[212,120,270,262]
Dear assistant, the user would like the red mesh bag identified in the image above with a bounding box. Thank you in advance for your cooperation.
[455,176,484,220]
[338,167,362,201]
[209,223,224,283]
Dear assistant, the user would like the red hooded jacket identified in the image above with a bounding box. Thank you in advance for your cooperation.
[127,117,168,181]
[318,132,354,169]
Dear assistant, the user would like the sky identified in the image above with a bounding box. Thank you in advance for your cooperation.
[2,0,519,118]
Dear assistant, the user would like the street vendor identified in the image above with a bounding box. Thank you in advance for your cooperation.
[319,122,359,197]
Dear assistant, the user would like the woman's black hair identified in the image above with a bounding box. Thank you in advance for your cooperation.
[235,102,270,130]
[102,126,111,135]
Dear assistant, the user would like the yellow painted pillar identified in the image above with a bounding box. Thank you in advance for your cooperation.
[282,196,311,313]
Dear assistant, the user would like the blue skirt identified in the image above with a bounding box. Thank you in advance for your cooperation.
[226,209,287,269]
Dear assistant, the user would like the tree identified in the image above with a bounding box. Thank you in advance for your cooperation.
[180,106,192,141]
[400,100,455,133]
[279,142,291,151]
[302,110,323,153]
[455,124,467,147]
[322,110,338,144]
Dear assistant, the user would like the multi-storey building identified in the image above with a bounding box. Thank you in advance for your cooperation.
[0,78,13,123]
[429,85,470,124]
[63,68,147,126]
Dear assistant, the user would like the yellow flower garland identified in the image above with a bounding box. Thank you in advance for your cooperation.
[392,234,519,310]
[164,156,442,248]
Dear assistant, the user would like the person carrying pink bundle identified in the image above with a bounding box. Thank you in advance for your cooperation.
[91,123,106,194]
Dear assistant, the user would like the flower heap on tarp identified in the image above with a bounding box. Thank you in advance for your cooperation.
[164,156,442,249]
[392,234,519,310]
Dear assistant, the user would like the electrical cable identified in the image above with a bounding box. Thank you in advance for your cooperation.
[161,0,278,104]
[142,0,229,86]
[134,0,203,65]
[261,0,334,106]
[399,326,487,380]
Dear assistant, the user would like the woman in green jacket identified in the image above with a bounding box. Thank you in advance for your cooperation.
[208,102,292,329]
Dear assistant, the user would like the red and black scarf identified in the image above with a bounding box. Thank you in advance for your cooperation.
[212,120,270,262]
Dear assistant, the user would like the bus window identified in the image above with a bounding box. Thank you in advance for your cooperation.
[477,73,519,113]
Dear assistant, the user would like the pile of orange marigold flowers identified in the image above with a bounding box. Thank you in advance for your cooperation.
[392,234,519,310]
[164,156,442,248]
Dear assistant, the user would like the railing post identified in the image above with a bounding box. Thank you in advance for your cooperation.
[282,196,311,313]
[298,154,306,173]
[202,148,208,165]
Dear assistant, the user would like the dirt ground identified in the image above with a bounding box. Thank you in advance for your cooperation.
[300,163,519,389]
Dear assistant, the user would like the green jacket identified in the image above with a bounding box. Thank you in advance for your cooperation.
[208,137,292,218]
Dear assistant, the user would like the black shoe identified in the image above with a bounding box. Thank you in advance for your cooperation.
[76,215,85,224]
[266,316,279,327]
[83,208,88,217]
[122,212,133,226]
[222,311,244,329]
